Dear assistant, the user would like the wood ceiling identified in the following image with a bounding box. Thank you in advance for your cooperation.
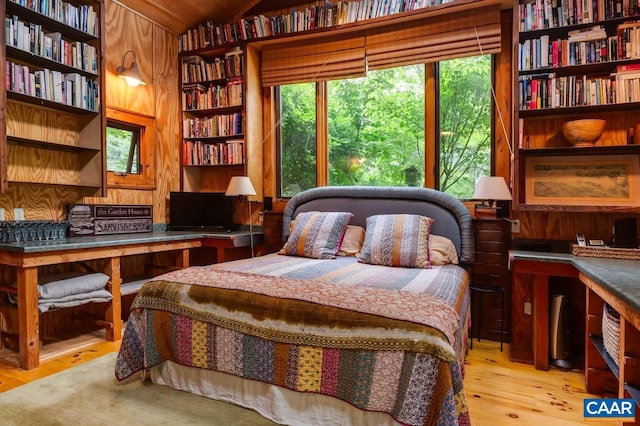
[115,0,316,35]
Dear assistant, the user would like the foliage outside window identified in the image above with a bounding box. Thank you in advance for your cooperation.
[277,56,492,198]
[438,55,492,198]
[278,82,317,197]
[106,107,156,190]
[328,65,425,187]
[107,122,140,175]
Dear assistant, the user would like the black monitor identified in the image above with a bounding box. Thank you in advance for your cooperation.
[169,191,235,232]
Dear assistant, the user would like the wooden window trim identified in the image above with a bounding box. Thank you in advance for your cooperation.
[106,107,156,190]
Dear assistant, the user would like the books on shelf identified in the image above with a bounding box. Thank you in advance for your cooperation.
[5,59,99,111]
[182,113,243,138]
[182,78,244,110]
[178,0,451,52]
[181,49,244,83]
[5,15,99,74]
[9,0,98,36]
[519,0,640,32]
[183,139,244,166]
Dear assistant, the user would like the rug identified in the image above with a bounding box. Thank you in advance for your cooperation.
[0,353,276,425]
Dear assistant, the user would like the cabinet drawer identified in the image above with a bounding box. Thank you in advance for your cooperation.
[472,273,510,287]
[475,229,507,243]
[473,263,508,276]
[475,240,507,254]
[474,251,508,265]
[473,220,508,231]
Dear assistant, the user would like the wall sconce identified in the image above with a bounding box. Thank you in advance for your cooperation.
[472,176,512,218]
[117,50,146,87]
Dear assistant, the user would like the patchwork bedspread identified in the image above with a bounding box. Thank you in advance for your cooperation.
[115,254,471,426]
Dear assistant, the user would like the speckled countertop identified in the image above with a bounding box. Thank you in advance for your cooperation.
[511,250,640,314]
[0,231,262,253]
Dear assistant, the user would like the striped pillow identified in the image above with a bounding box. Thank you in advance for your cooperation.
[280,211,353,259]
[358,214,433,268]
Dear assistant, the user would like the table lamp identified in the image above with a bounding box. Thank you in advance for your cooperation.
[225,176,257,257]
[472,176,512,218]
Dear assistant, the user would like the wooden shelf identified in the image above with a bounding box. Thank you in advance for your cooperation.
[519,101,640,117]
[7,135,100,152]
[519,144,640,156]
[183,105,243,116]
[7,91,100,114]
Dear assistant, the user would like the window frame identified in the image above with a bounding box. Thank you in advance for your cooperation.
[106,107,156,190]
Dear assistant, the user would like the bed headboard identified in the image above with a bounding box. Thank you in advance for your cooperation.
[282,186,474,265]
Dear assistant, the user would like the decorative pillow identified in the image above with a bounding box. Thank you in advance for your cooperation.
[358,214,433,268]
[280,211,353,259]
[338,225,366,256]
[429,235,459,266]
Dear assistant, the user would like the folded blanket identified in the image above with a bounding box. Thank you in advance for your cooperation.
[37,289,113,313]
[37,272,110,299]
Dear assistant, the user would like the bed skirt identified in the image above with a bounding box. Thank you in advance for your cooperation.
[150,360,401,426]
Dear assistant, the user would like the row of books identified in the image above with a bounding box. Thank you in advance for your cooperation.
[183,113,243,139]
[6,60,99,111]
[6,16,99,74]
[178,0,449,52]
[519,24,640,70]
[9,0,99,37]
[182,79,243,111]
[518,66,640,109]
[182,49,243,84]
[183,140,244,166]
[519,0,640,32]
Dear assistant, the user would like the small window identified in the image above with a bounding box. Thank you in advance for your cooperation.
[107,122,140,175]
[106,107,156,189]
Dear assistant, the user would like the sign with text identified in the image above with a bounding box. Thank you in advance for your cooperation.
[584,399,635,420]
[68,204,153,237]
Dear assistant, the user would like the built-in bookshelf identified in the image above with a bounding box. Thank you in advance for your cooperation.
[1,0,105,194]
[180,45,245,169]
[177,0,452,52]
[513,0,640,212]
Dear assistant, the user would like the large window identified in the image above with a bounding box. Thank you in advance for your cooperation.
[327,65,425,187]
[437,55,492,198]
[277,56,492,198]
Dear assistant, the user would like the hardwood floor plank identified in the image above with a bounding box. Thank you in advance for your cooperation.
[0,337,613,425]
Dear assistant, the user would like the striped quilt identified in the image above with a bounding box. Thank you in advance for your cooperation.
[115,254,470,426]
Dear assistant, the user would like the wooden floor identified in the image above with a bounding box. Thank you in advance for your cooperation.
[0,338,611,425]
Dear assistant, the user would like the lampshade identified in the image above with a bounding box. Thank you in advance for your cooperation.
[117,50,146,87]
[225,176,256,197]
[472,176,512,202]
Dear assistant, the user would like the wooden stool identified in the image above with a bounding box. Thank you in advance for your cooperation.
[470,284,505,352]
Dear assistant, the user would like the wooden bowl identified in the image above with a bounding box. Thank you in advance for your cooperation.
[562,119,606,147]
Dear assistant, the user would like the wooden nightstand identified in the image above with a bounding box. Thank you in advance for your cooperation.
[471,216,511,345]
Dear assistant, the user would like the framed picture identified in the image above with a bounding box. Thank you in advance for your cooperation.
[525,155,640,206]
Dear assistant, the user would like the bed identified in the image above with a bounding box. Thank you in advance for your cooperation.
[115,186,474,426]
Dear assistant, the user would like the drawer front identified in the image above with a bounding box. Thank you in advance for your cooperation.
[473,219,509,232]
[472,272,510,287]
[475,229,507,243]
[474,251,508,265]
[472,263,508,276]
[475,240,508,254]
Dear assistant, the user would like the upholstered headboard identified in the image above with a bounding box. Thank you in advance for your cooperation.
[282,186,474,265]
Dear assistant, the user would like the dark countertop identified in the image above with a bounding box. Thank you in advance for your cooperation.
[511,249,640,314]
[0,230,262,253]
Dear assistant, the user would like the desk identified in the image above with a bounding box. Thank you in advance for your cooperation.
[509,251,640,371]
[0,231,261,370]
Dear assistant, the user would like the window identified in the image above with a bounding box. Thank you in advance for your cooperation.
[437,55,492,198]
[276,57,493,198]
[277,82,317,197]
[106,107,156,189]
[328,65,425,187]
[107,122,140,175]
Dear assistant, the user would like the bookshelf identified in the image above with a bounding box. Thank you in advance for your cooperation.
[179,43,262,197]
[514,0,640,212]
[1,0,105,195]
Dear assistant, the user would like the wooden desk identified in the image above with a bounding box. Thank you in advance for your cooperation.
[509,251,640,371]
[0,231,260,370]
